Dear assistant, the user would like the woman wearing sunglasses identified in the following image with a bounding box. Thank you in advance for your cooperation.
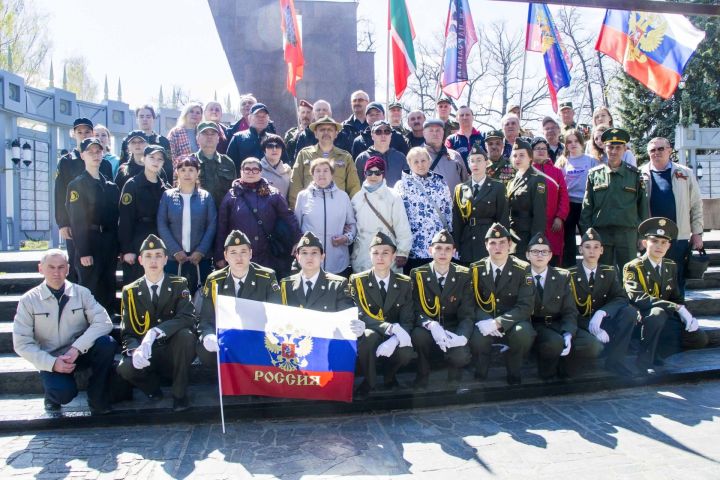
[259,134,292,199]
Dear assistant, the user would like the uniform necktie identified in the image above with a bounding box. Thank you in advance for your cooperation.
[588,271,595,288]
[379,279,387,303]
[151,285,159,309]
[655,264,661,278]
[473,184,480,198]
[535,274,544,298]
[438,276,445,291]
[494,268,502,287]
[305,280,313,301]
[236,281,244,298]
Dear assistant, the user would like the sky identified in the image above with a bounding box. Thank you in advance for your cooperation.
[31,0,607,111]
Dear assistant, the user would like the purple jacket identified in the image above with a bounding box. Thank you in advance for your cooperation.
[215,178,301,272]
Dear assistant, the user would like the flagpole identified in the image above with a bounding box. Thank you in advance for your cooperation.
[386,0,391,106]
[215,287,227,434]
[518,47,528,123]
[436,23,449,101]
[293,95,300,131]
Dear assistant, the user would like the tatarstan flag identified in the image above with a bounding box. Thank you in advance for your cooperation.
[388,0,416,99]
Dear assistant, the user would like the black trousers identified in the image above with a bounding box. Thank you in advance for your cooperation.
[470,320,536,378]
[66,238,78,283]
[355,330,413,388]
[411,327,471,380]
[639,308,709,364]
[562,202,582,267]
[117,328,197,399]
[76,231,118,314]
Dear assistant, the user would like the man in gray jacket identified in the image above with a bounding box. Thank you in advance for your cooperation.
[13,249,116,414]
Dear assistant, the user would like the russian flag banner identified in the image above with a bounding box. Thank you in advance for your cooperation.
[216,296,358,402]
[596,10,705,99]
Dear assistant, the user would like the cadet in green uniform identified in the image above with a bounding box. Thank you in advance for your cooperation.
[469,223,536,384]
[452,143,509,264]
[506,138,546,257]
[410,229,473,388]
[581,128,648,273]
[348,232,414,395]
[623,218,708,373]
[567,228,638,377]
[196,230,282,367]
[485,129,516,187]
[116,235,197,412]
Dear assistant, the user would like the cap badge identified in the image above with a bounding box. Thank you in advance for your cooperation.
[588,233,594,239]
[659,219,667,226]
[149,242,155,248]
[495,231,500,237]
[235,238,241,245]
[538,238,543,243]
[303,238,310,245]
[657,229,665,236]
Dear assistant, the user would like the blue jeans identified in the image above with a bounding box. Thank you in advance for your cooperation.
[40,335,117,408]
[165,258,212,294]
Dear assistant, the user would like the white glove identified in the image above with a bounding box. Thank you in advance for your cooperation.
[560,333,572,357]
[425,321,449,352]
[677,306,699,332]
[445,331,468,348]
[589,310,606,336]
[132,349,151,369]
[389,324,412,348]
[139,328,160,360]
[376,336,399,357]
[203,334,219,353]
[476,319,502,337]
[350,319,366,338]
[595,328,610,344]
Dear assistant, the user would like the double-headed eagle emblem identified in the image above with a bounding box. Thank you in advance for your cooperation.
[264,326,313,371]
[626,12,667,63]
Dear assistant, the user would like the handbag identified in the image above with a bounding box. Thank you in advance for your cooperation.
[237,192,292,257]
[685,248,710,280]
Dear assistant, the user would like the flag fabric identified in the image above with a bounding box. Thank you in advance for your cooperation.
[388,0,417,99]
[595,10,705,99]
[216,296,358,402]
[441,0,478,99]
[526,3,573,112]
[279,0,304,96]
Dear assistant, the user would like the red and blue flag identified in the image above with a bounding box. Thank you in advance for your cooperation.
[216,296,358,402]
[526,3,573,112]
[596,10,705,99]
[441,0,477,99]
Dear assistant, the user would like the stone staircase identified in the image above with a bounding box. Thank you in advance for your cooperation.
[1,236,720,432]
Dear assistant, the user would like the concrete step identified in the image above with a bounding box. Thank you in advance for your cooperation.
[0,346,718,432]
[0,271,123,295]
[0,250,45,273]
[685,289,720,316]
[0,323,123,355]
[686,266,720,289]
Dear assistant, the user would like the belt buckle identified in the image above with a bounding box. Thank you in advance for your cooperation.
[469,218,476,227]
[544,316,552,326]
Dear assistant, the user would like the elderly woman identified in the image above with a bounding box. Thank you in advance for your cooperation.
[394,147,452,272]
[157,156,217,293]
[452,143,508,264]
[167,102,204,161]
[591,124,636,167]
[204,100,230,154]
[506,139,546,257]
[93,124,120,177]
[295,158,357,276]
[351,156,412,273]
[260,134,292,199]
[215,157,301,278]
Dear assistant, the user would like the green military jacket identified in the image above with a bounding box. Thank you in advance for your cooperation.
[567,262,632,329]
[348,269,414,336]
[410,262,475,337]
[120,275,195,352]
[197,150,237,210]
[623,254,682,315]
[469,256,534,331]
[443,120,459,139]
[392,124,410,137]
[280,269,355,312]
[452,179,509,264]
[197,263,281,340]
[486,157,516,187]
[284,126,302,162]
[288,145,361,208]
[580,162,648,231]
[531,267,577,336]
[507,170,547,239]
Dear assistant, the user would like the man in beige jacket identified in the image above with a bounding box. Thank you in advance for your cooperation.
[13,249,116,414]
[640,137,703,298]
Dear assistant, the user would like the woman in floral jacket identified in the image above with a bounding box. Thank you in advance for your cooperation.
[394,147,452,273]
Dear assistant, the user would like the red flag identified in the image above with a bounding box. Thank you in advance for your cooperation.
[280,0,304,96]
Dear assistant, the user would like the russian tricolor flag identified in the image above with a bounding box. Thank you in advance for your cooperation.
[216,296,358,402]
[596,10,705,99]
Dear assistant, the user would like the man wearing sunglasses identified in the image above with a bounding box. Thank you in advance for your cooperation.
[639,137,703,299]
[355,120,408,186]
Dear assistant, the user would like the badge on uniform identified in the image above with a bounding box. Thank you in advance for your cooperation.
[121,193,133,205]
[69,191,79,202]
[272,283,280,292]
[625,271,635,281]
[526,277,533,285]
[537,184,546,194]
[181,289,191,298]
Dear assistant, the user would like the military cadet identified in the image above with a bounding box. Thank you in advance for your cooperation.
[119,105,173,179]
[410,229,473,388]
[485,129,516,187]
[116,235,197,412]
[581,128,648,273]
[568,228,637,377]
[507,138,547,257]
[469,223,536,384]
[623,218,708,374]
[55,118,113,282]
[348,232,414,396]
[283,99,313,163]
[114,131,148,192]
[196,230,282,367]
[66,138,120,313]
[118,145,170,283]
[452,143,508,264]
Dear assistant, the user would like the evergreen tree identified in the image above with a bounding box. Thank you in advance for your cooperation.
[615,8,719,165]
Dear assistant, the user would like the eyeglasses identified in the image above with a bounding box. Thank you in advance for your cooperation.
[365,170,384,177]
[265,144,282,150]
[648,146,667,154]
[374,129,393,135]
[242,167,261,174]
[528,249,552,256]
[533,147,548,152]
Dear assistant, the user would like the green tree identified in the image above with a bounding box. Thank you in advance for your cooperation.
[0,0,51,84]
[616,8,719,165]
[63,56,98,102]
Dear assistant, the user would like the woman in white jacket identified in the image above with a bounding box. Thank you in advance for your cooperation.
[351,156,412,273]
